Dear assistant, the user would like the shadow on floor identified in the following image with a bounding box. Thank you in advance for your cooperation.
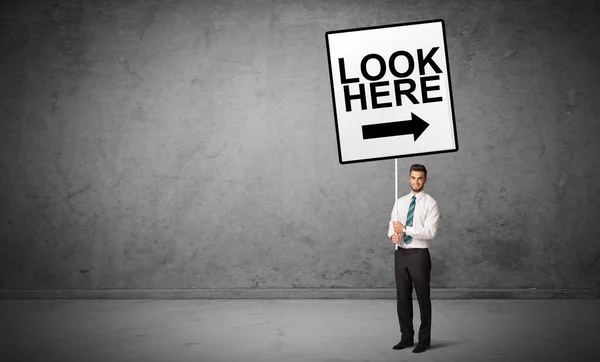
[429,339,464,350]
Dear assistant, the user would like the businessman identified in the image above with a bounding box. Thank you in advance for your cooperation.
[388,164,440,353]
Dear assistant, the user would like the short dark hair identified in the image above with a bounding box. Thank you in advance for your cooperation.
[409,164,427,178]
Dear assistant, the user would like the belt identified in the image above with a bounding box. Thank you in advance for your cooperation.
[396,246,428,251]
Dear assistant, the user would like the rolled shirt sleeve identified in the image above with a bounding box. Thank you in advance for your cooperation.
[388,198,407,239]
[388,199,398,238]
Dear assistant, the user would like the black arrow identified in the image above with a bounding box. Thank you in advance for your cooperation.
[362,113,430,141]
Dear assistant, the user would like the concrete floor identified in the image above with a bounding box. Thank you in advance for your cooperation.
[1,299,599,362]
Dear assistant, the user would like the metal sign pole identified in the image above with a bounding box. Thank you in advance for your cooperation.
[395,159,398,221]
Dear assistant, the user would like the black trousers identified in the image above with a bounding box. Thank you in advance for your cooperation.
[394,247,432,344]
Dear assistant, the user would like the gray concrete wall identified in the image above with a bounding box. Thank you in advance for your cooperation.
[1,0,599,292]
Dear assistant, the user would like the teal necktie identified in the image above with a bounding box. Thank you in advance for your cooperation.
[404,195,416,244]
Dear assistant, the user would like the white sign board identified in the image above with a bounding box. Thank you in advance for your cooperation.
[326,20,458,164]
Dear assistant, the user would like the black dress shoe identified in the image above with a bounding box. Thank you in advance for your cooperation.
[412,343,430,353]
[392,340,414,350]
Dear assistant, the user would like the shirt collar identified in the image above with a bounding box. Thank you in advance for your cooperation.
[408,190,426,200]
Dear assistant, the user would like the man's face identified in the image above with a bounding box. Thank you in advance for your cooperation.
[409,171,427,193]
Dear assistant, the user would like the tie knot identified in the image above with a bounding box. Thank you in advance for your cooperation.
[411,195,416,201]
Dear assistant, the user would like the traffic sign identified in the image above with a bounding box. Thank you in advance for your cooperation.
[326,20,458,164]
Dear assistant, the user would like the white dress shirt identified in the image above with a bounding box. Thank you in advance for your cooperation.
[388,190,440,249]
